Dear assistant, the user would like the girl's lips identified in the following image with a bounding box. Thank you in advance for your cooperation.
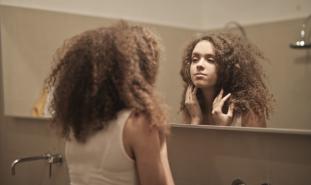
[194,73,207,76]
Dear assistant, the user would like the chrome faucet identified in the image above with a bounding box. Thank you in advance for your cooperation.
[11,153,63,178]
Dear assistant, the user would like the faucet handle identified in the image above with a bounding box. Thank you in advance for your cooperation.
[47,153,63,164]
[47,153,63,178]
[49,162,52,178]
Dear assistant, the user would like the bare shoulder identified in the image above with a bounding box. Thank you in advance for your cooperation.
[124,111,161,152]
[241,110,266,127]
[125,112,155,136]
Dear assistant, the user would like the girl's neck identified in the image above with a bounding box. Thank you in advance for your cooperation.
[200,87,217,113]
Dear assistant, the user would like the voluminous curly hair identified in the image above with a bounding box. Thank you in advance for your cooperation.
[180,32,274,124]
[46,22,168,143]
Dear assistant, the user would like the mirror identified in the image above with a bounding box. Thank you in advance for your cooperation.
[1,4,311,130]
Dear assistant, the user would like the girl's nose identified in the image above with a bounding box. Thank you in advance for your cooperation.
[196,59,205,71]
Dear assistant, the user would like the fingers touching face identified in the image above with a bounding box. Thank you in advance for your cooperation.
[186,85,197,102]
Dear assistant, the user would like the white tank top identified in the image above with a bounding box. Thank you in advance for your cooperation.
[65,110,138,185]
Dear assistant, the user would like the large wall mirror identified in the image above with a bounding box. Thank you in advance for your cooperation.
[1,3,311,131]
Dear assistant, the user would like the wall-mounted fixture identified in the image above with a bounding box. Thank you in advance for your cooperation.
[231,178,246,185]
[224,21,247,38]
[290,14,311,49]
[11,153,63,178]
[231,178,271,185]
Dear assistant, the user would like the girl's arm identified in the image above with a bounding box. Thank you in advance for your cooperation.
[124,113,175,185]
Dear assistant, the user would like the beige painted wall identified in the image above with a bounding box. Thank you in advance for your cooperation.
[0,5,195,123]
[1,5,311,130]
[168,126,311,185]
[1,0,310,30]
[245,19,311,130]
[1,5,311,185]
[0,49,68,184]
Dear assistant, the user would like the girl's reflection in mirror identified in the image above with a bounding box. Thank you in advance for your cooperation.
[180,32,274,127]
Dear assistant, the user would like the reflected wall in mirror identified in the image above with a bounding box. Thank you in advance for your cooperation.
[1,4,311,130]
[0,5,195,120]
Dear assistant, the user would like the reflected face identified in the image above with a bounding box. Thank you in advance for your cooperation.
[190,40,217,88]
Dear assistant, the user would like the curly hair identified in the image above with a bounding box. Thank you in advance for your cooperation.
[180,32,274,125]
[46,22,168,143]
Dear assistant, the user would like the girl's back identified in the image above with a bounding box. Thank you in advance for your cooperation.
[65,110,138,185]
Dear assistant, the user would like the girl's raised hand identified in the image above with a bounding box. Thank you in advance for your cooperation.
[211,89,234,126]
[185,85,202,125]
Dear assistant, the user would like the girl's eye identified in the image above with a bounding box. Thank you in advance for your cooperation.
[206,57,215,63]
[191,57,199,63]
[208,58,215,63]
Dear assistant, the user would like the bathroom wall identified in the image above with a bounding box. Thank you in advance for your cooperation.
[0,5,195,185]
[245,19,311,129]
[0,44,67,184]
[0,118,68,185]
[0,6,191,185]
[1,0,310,29]
[168,125,311,185]
[0,54,68,184]
[1,3,311,185]
[1,5,311,129]
[0,5,196,122]
[1,104,311,185]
